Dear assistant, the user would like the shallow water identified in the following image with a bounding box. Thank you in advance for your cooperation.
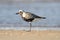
[0,2,60,30]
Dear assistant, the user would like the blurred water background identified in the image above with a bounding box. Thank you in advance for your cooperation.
[0,0,60,30]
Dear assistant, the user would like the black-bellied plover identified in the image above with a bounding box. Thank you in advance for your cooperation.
[16,10,46,31]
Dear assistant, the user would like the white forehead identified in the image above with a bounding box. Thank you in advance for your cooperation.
[19,10,24,12]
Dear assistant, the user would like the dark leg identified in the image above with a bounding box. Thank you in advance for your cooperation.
[23,22,32,32]
[26,22,32,32]
[29,22,32,31]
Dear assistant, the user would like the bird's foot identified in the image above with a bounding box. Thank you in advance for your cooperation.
[23,29,31,32]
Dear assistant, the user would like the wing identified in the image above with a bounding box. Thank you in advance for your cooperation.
[26,12,46,19]
[26,12,41,18]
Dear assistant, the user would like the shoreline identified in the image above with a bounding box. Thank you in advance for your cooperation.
[0,30,60,40]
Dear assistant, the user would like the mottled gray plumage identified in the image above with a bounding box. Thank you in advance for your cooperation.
[25,12,46,19]
[16,10,46,32]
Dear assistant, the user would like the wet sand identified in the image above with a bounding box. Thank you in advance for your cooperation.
[0,30,60,40]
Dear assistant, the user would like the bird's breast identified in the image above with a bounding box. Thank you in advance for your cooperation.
[22,12,26,17]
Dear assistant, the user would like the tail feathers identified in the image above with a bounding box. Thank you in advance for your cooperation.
[41,17,46,19]
[35,15,46,19]
[37,17,46,19]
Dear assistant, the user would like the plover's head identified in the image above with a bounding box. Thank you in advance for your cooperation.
[16,10,24,15]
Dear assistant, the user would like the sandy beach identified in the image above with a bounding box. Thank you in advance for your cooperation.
[0,30,60,40]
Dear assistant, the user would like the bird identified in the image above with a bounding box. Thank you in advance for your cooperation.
[16,10,46,31]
